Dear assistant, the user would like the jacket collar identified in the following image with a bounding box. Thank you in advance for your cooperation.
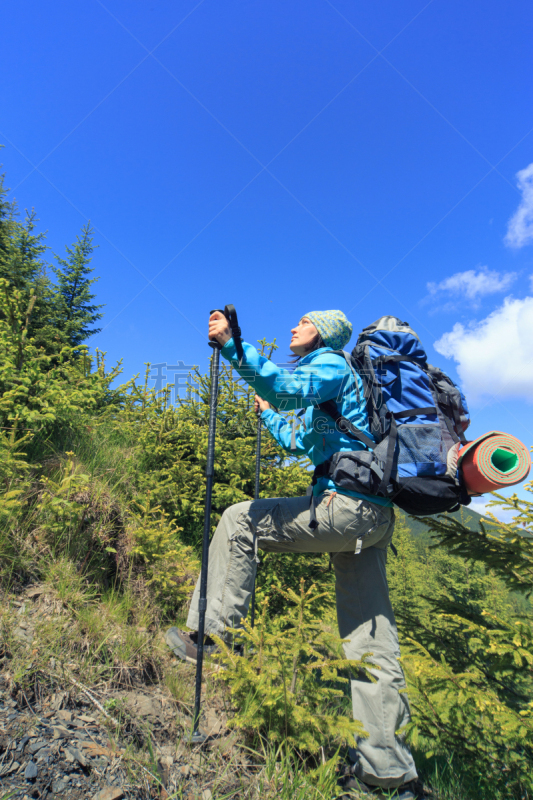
[298,346,333,365]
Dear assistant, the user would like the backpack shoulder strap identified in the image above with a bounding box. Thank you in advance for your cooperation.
[328,350,361,403]
[426,366,469,445]
[317,399,376,451]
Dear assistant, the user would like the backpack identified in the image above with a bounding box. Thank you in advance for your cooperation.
[313,316,472,518]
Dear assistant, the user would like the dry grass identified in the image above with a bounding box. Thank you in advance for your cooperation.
[0,571,363,800]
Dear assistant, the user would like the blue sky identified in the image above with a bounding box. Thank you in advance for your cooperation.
[2,0,533,516]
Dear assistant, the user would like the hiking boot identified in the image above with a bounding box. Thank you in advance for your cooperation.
[165,628,219,665]
[165,628,243,665]
[385,781,424,800]
[338,772,375,795]
[338,767,424,799]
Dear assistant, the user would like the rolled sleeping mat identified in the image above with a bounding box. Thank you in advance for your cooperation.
[458,431,531,495]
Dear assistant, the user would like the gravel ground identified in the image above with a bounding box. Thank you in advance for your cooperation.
[0,678,244,799]
[0,586,246,800]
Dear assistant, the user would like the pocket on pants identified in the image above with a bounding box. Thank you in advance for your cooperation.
[343,502,392,549]
[245,503,295,544]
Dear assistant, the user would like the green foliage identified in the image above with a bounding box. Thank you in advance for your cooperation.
[404,637,533,797]
[0,174,54,351]
[1,558,164,694]
[0,278,121,435]
[247,739,342,800]
[0,277,125,586]
[216,580,371,755]
[390,501,533,799]
[0,197,312,609]
[53,222,103,347]
[0,176,43,288]
[31,454,116,568]
[0,169,104,352]
[7,452,123,589]
[128,495,199,614]
[0,425,33,578]
[34,455,93,549]
[423,493,533,596]
[0,430,30,509]
[255,551,335,617]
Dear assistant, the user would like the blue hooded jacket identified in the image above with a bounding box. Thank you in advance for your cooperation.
[221,338,391,507]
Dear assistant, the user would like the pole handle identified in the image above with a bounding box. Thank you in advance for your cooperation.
[209,305,243,363]
[209,308,225,350]
[223,304,244,365]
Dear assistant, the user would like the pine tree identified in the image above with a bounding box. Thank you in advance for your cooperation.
[0,171,59,350]
[1,168,104,351]
[0,172,46,291]
[0,168,17,272]
[53,223,103,347]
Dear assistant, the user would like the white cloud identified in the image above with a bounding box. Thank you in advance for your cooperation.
[467,497,517,525]
[505,162,533,248]
[434,296,533,402]
[427,268,516,301]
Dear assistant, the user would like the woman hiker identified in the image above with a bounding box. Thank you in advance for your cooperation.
[167,310,420,799]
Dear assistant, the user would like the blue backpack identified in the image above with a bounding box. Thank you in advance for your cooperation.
[315,316,472,517]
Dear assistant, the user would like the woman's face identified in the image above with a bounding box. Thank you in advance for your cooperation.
[290,317,320,356]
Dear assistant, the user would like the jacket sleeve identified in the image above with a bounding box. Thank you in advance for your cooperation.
[220,338,346,411]
[260,408,306,454]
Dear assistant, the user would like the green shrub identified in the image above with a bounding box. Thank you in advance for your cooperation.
[255,550,335,618]
[29,453,122,583]
[395,494,533,799]
[216,580,371,756]
[128,495,199,615]
[0,279,121,436]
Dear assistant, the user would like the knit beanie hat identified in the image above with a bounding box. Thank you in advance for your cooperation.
[302,310,353,351]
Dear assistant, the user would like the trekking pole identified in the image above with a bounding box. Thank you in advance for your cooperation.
[250,410,262,628]
[191,304,243,745]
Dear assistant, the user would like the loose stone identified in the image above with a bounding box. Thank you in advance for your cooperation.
[24,760,38,780]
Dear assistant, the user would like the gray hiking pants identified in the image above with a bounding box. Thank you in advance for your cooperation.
[187,490,417,789]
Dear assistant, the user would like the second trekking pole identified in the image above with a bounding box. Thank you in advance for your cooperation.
[191,305,243,744]
[250,410,261,628]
